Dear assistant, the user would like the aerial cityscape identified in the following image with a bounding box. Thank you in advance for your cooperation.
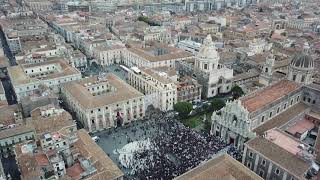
[0,0,319,179]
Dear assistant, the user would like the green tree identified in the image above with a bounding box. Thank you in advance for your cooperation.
[231,85,244,99]
[210,98,226,112]
[174,102,193,118]
[203,117,212,133]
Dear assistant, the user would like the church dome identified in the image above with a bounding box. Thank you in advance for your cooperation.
[197,35,220,62]
[290,53,314,69]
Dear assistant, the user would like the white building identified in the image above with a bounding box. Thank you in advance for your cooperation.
[177,38,201,55]
[247,38,272,56]
[123,43,193,68]
[127,66,178,111]
[61,74,146,132]
[194,35,233,97]
[93,42,126,67]
[7,59,82,101]
[142,26,171,44]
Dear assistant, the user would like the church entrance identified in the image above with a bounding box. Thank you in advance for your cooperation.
[217,87,221,94]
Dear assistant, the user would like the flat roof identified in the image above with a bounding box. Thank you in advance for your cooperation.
[0,123,34,140]
[62,73,144,109]
[241,80,301,113]
[175,154,262,180]
[8,59,80,87]
[286,118,314,135]
[139,66,176,85]
[128,45,192,62]
[246,136,310,178]
[253,103,309,136]
[265,129,307,155]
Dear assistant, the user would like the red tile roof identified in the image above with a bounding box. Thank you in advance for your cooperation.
[66,162,85,179]
[241,80,301,113]
[35,154,49,166]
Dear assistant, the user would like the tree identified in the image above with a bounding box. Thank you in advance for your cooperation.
[204,118,212,133]
[210,98,226,112]
[174,102,193,118]
[231,85,244,99]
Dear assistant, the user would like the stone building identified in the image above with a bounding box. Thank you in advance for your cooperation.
[127,66,177,111]
[61,74,145,132]
[211,48,318,150]
[211,80,303,150]
[176,35,233,98]
[243,129,314,180]
[7,59,82,101]
[176,77,202,102]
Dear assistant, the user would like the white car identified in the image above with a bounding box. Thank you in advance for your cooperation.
[92,136,100,142]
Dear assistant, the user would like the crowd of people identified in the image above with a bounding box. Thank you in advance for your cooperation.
[117,110,242,179]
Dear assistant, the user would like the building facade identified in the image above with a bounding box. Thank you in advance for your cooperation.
[127,66,178,111]
[61,74,146,132]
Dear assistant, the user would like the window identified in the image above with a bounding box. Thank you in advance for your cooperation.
[283,103,287,109]
[269,111,272,118]
[275,168,280,175]
[204,63,208,70]
[290,99,294,105]
[261,116,265,123]
[277,107,280,113]
[261,159,266,166]
[259,170,264,177]
[297,96,300,102]
[292,74,296,81]
[246,162,252,169]
[249,152,253,158]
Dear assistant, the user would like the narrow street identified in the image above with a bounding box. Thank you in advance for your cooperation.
[0,25,17,105]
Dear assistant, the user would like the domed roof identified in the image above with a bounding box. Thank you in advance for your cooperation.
[197,35,220,62]
[290,53,314,69]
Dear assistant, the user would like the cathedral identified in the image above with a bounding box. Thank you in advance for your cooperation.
[211,48,319,150]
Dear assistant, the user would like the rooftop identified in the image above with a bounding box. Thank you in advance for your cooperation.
[241,80,301,113]
[62,73,144,109]
[175,154,262,180]
[0,104,21,126]
[7,59,80,87]
[128,44,192,62]
[72,129,124,179]
[265,129,308,155]
[246,136,310,178]
[253,103,309,135]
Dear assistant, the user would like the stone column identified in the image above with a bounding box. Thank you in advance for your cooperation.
[282,172,287,180]
[87,113,92,132]
[102,108,107,129]
[94,111,99,131]
[242,146,247,164]
[266,162,273,180]
[253,154,260,172]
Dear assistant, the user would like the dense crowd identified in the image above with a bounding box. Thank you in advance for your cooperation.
[117,111,242,179]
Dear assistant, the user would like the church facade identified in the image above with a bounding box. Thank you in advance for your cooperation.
[176,35,233,98]
[212,49,317,150]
